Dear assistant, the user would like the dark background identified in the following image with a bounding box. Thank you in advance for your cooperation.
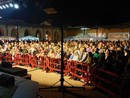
[0,0,130,27]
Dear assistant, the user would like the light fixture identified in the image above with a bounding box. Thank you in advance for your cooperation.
[9,3,13,7]
[5,4,9,8]
[14,3,19,9]
[0,6,3,9]
[81,27,89,30]
[0,0,20,10]
[2,5,6,9]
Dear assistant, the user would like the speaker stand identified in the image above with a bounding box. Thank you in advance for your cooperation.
[39,25,85,98]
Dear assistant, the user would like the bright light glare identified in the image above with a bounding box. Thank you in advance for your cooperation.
[81,27,89,30]
[0,3,20,10]
[14,4,19,9]
[9,3,13,7]
[0,6,3,9]
[2,5,6,9]
[5,4,9,8]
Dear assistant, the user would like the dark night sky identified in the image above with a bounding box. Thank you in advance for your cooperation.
[61,0,130,26]
[0,0,130,27]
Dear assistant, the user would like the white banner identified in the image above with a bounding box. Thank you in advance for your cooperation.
[108,33,129,40]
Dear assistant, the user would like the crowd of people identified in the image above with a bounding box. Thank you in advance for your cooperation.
[0,40,130,77]
[0,39,130,97]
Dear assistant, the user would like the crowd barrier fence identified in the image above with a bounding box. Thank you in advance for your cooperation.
[1,52,92,86]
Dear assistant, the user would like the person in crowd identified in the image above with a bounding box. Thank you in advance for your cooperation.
[105,49,114,71]
[68,50,74,60]
[92,48,100,63]
[79,47,87,62]
[96,53,106,68]
[85,52,93,65]
[72,51,79,61]
[64,51,71,60]
[114,49,125,76]
[124,47,130,63]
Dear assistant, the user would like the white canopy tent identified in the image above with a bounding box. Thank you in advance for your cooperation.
[75,33,94,41]
[0,36,16,41]
[19,36,39,41]
[64,36,79,41]
[64,33,106,41]
[64,33,96,41]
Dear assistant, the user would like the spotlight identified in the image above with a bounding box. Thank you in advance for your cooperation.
[2,5,6,9]
[14,3,19,9]
[0,6,3,9]
[0,0,20,10]
[9,3,13,7]
[5,4,9,8]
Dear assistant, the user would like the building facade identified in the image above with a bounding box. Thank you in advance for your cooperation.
[1,22,130,41]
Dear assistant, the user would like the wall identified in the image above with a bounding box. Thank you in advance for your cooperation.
[1,23,130,41]
[0,24,7,35]
[65,27,130,40]
[0,24,44,40]
[65,29,83,37]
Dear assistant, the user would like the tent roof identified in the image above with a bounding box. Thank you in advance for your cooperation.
[0,36,16,40]
[19,36,39,41]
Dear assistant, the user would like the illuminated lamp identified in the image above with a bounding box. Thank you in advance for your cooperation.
[14,3,19,9]
[9,3,13,7]
[2,5,6,9]
[0,6,3,9]
[5,4,9,8]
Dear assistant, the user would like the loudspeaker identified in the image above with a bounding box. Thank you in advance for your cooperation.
[1,62,12,68]
[0,74,15,87]
[0,67,27,76]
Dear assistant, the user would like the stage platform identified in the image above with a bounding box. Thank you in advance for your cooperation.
[0,72,38,98]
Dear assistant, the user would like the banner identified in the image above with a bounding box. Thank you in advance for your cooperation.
[108,33,129,40]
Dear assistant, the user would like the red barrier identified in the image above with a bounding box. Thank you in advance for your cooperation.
[66,60,72,76]
[48,57,55,72]
[30,55,38,68]
[92,68,122,97]
[3,52,12,63]
[20,53,30,66]
[46,57,69,74]
[63,60,69,75]
[45,57,50,67]
[68,60,92,86]
[13,53,21,66]
[0,52,92,86]
[82,63,92,86]
[48,58,61,73]
[39,56,46,71]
